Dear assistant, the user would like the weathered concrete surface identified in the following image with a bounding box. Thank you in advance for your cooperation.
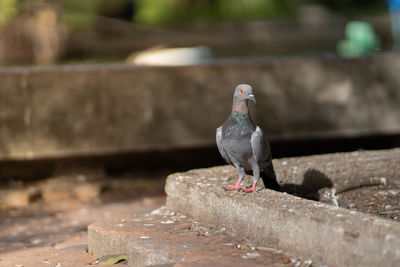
[0,246,98,267]
[274,148,400,196]
[0,195,165,267]
[165,149,400,267]
[1,54,400,160]
[88,209,300,267]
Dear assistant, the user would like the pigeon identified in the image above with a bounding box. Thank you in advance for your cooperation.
[216,84,278,193]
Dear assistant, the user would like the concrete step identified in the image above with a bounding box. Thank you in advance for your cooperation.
[165,149,400,267]
[88,208,307,266]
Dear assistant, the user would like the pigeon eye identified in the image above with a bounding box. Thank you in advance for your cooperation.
[240,89,244,93]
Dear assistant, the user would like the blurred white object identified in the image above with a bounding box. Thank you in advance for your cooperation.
[127,46,214,66]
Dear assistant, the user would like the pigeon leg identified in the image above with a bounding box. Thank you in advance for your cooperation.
[242,163,260,193]
[225,164,246,191]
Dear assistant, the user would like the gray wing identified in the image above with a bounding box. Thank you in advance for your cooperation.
[251,126,271,167]
[216,126,232,164]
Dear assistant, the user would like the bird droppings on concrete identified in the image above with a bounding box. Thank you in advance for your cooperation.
[161,220,175,224]
[241,252,260,259]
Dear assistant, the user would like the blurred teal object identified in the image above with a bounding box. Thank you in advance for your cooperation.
[388,0,400,51]
[337,21,380,58]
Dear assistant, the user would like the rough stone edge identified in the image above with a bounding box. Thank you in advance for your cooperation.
[87,223,137,257]
[165,169,400,267]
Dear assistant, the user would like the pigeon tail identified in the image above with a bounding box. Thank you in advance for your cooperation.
[260,163,280,191]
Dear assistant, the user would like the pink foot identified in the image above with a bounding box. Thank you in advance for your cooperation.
[225,178,245,191]
[241,182,257,193]
[225,185,247,191]
[242,187,256,193]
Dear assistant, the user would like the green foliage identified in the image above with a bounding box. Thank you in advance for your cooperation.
[217,0,292,20]
[134,0,296,25]
[0,0,17,28]
[135,0,177,24]
[62,0,135,29]
[61,0,103,30]
[98,255,127,265]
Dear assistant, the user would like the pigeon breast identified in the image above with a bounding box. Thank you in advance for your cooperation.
[221,112,256,171]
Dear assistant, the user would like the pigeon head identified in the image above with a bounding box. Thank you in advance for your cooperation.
[233,84,256,104]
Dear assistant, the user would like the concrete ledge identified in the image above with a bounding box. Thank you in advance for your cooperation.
[87,210,297,266]
[1,54,400,160]
[165,149,400,267]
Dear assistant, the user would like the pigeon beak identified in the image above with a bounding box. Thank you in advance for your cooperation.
[248,94,256,104]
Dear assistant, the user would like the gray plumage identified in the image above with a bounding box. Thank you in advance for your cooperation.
[216,84,277,192]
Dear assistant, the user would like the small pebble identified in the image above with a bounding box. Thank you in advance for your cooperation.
[31,239,41,244]
[241,252,260,259]
[197,231,209,237]
[283,258,291,264]
[303,259,313,267]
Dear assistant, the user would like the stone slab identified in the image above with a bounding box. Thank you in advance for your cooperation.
[165,150,400,267]
[1,54,400,160]
[87,209,303,267]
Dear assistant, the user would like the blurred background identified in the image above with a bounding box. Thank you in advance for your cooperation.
[1,0,400,188]
[0,0,395,65]
[1,1,400,253]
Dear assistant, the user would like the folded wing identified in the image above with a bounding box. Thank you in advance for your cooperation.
[250,126,271,167]
[216,126,232,164]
